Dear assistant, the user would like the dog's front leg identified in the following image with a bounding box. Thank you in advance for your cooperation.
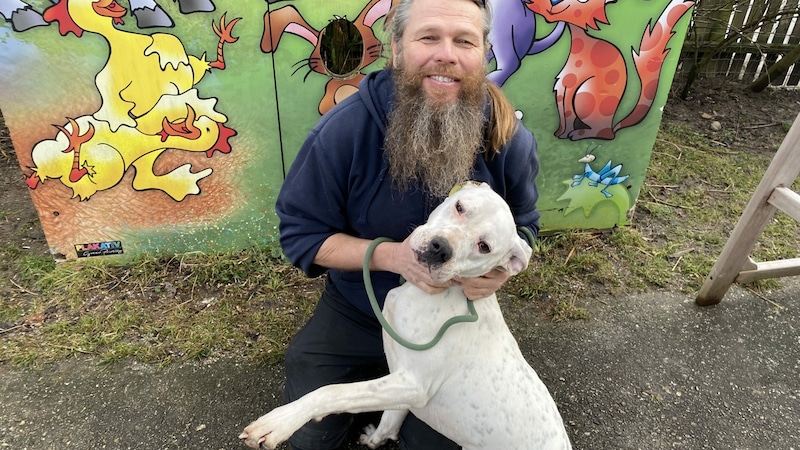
[359,409,409,449]
[240,371,425,449]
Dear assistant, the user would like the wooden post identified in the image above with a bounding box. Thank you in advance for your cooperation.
[696,112,800,305]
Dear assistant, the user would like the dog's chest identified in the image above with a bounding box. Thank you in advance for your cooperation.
[382,284,535,400]
[383,285,507,348]
[382,284,571,449]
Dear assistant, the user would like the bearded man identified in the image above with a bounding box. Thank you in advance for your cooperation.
[273,0,540,448]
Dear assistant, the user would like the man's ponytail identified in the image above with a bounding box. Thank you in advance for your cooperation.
[485,82,519,158]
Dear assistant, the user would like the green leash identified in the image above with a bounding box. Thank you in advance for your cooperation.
[363,237,478,351]
[363,227,533,351]
[517,225,536,248]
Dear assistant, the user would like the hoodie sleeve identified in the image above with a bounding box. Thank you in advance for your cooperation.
[275,70,392,277]
[275,125,350,278]
[504,125,541,246]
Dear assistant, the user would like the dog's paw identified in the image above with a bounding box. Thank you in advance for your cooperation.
[239,404,307,449]
[359,423,396,449]
[238,428,268,449]
[239,424,278,450]
[239,421,285,450]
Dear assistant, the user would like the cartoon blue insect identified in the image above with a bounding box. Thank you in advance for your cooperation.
[572,144,630,198]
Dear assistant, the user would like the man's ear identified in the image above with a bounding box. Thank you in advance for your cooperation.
[503,237,533,276]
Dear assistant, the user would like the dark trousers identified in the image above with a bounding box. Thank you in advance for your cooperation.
[283,278,461,450]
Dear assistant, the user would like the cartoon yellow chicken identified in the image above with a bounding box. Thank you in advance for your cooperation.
[26,0,239,201]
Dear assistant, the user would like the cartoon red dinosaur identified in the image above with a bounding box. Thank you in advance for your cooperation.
[527,0,695,141]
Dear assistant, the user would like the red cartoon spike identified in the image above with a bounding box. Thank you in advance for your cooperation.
[53,118,94,182]
[158,104,201,142]
[209,13,242,70]
[207,123,237,157]
[25,172,41,189]
[43,0,84,37]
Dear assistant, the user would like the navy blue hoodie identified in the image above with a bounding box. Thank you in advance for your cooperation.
[276,68,540,318]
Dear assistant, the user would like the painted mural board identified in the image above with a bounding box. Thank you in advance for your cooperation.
[0,0,694,261]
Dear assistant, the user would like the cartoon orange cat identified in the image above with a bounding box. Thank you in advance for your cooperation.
[527,0,694,140]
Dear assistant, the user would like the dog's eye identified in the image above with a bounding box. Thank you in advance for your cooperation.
[455,201,464,214]
[478,241,491,254]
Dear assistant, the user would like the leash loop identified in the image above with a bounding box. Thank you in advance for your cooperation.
[363,237,478,351]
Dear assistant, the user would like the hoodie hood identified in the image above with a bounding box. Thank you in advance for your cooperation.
[358,68,396,136]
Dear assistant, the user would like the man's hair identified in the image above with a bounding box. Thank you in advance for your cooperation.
[384,0,518,158]
[484,82,519,158]
[386,0,491,49]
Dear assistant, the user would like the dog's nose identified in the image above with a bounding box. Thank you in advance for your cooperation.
[418,236,453,266]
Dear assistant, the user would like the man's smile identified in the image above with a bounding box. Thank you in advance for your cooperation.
[429,75,457,83]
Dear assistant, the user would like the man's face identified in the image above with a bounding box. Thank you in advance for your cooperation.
[392,0,486,105]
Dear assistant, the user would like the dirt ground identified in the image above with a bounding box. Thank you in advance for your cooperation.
[662,76,800,155]
[3,75,800,289]
[0,117,50,257]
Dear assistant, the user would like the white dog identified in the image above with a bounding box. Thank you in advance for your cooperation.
[240,182,572,449]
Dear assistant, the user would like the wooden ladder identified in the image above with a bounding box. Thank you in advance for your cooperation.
[696,112,800,306]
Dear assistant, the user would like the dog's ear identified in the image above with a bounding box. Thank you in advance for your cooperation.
[500,237,533,276]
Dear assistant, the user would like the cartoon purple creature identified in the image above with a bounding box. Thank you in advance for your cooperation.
[486,0,565,86]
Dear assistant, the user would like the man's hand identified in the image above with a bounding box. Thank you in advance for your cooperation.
[314,233,447,294]
[452,268,510,300]
[375,237,509,299]
[315,233,508,299]
[385,236,450,295]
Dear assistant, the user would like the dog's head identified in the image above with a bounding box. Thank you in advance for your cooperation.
[409,182,533,283]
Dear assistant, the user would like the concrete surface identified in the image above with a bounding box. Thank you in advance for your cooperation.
[1,282,798,450]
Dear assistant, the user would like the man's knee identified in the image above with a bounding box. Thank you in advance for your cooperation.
[283,341,322,403]
[283,338,308,373]
[399,413,461,450]
[287,414,352,450]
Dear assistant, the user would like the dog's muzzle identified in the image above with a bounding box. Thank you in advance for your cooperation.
[416,236,453,268]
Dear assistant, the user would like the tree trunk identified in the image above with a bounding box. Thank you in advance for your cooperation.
[749,44,800,92]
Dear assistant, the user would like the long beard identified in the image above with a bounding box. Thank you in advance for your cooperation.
[384,65,488,198]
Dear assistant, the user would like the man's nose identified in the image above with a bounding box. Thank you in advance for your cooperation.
[434,41,458,64]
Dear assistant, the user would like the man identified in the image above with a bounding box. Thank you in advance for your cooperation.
[274,0,540,448]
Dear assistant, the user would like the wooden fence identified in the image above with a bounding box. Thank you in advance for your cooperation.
[681,0,800,88]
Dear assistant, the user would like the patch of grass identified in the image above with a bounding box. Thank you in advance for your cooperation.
[551,299,590,323]
[0,303,26,324]
[613,232,675,289]
[504,122,799,320]
[15,254,57,284]
[0,244,321,366]
[634,124,798,295]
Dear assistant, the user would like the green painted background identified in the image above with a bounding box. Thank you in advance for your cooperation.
[0,0,693,260]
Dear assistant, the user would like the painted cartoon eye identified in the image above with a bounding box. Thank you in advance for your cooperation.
[455,201,464,214]
[478,241,491,254]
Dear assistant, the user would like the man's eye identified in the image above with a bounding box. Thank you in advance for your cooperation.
[478,241,491,254]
